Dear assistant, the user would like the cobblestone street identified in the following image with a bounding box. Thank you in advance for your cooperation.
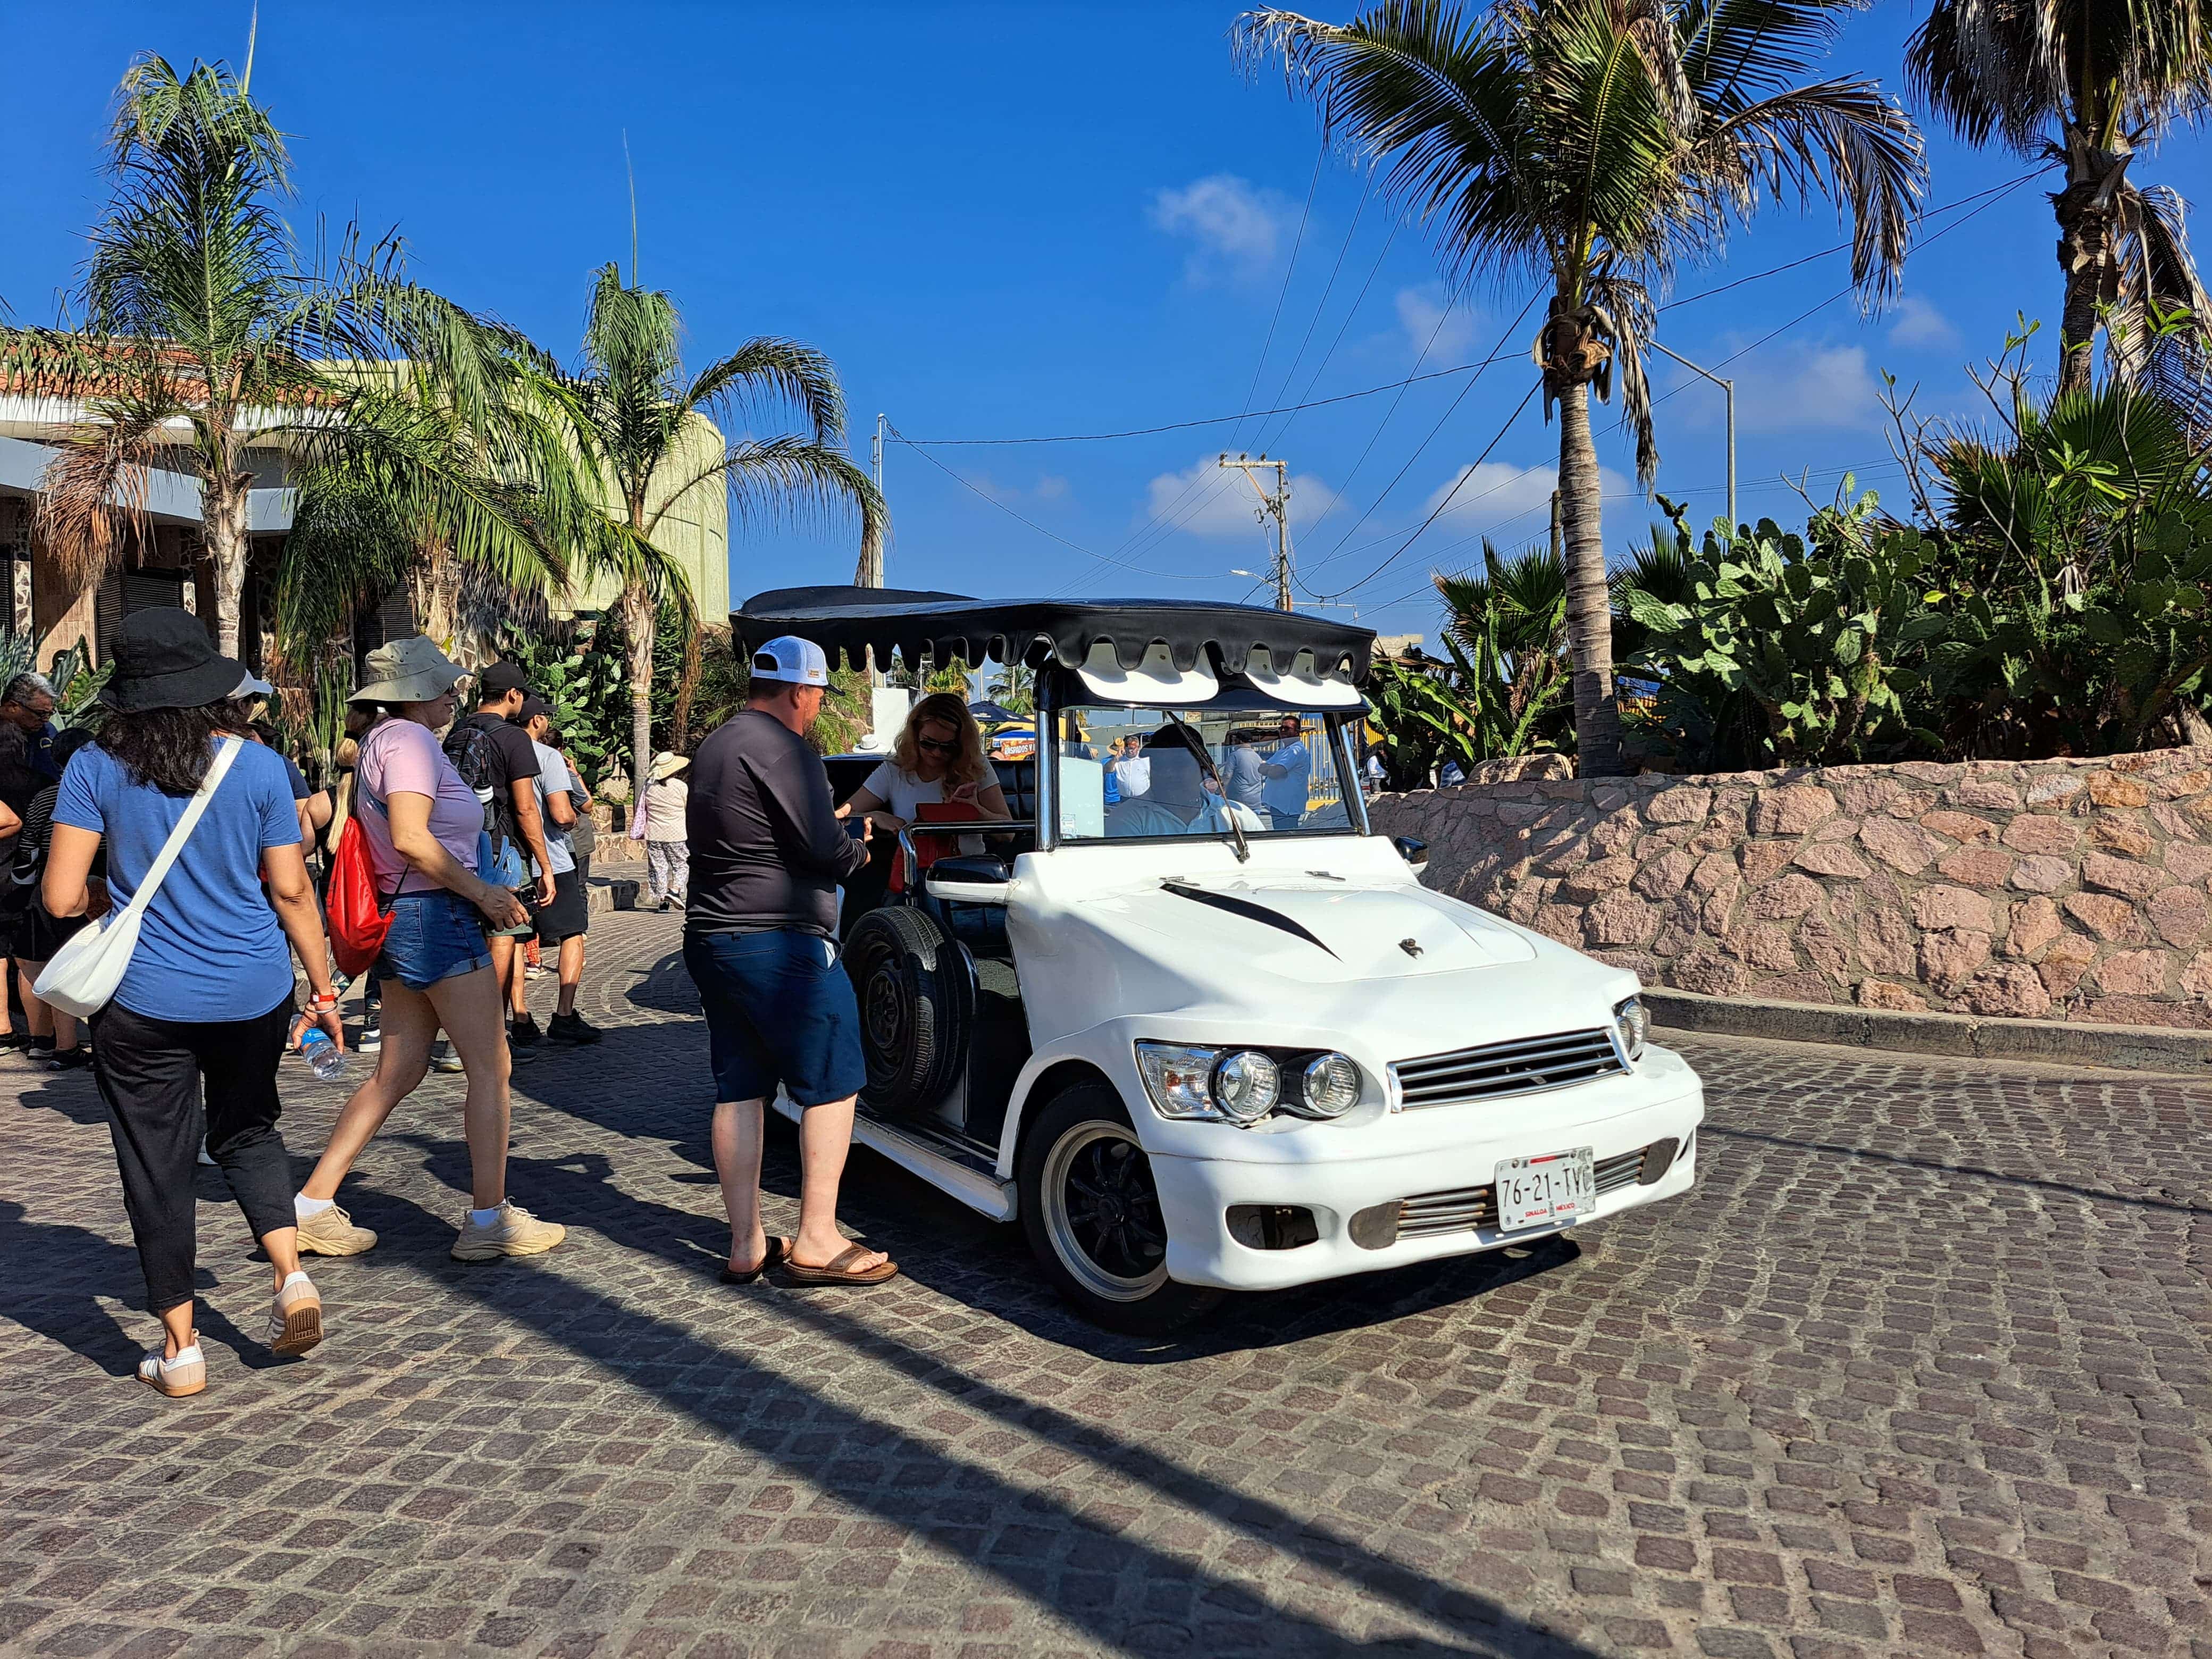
[3,907,2208,1659]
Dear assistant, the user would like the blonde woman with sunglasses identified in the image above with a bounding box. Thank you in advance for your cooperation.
[836,692,1010,854]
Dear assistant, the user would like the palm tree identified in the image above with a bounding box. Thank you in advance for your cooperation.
[0,56,563,659]
[1237,0,1923,774]
[1434,538,1572,748]
[1907,0,2212,399]
[545,264,886,807]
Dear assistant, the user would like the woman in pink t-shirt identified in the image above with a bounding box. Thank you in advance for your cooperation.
[292,638,566,1264]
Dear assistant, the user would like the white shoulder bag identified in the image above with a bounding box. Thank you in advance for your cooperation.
[37,736,245,1019]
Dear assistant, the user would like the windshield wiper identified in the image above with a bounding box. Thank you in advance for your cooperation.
[1161,711,1250,864]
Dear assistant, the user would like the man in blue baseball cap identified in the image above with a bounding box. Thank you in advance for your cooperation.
[680,636,897,1288]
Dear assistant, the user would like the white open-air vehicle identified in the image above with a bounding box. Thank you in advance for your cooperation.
[737,588,1705,1334]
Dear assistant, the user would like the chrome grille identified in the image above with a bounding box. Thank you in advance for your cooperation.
[1396,1147,1645,1241]
[1390,1027,1624,1110]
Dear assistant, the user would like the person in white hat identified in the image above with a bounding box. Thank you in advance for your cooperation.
[642,750,690,911]
[681,635,895,1287]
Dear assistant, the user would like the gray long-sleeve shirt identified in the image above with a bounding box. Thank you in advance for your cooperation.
[685,709,868,937]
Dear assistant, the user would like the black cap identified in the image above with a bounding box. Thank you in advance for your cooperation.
[515,694,553,724]
[477,661,532,698]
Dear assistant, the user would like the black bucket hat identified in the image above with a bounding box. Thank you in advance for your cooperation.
[99,608,252,714]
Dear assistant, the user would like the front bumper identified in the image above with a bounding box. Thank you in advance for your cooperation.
[1146,1059,1704,1292]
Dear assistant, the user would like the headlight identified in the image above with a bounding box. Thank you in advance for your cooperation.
[1295,1052,1361,1118]
[1613,995,1648,1062]
[1136,1043,1225,1120]
[1211,1050,1280,1124]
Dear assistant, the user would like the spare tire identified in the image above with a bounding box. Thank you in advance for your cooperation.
[843,907,973,1115]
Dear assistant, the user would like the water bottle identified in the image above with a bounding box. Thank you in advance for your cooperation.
[299,1028,347,1084]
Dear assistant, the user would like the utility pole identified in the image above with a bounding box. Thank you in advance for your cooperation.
[865,413,886,588]
[1647,341,1736,532]
[1218,453,1293,610]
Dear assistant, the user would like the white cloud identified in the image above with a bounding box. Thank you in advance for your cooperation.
[1394,283,1478,361]
[1888,295,1959,350]
[1673,341,1882,432]
[1143,456,1338,539]
[1150,174,1296,281]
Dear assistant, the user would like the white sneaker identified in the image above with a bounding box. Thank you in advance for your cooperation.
[196,1139,216,1167]
[429,1040,464,1074]
[268,1272,323,1356]
[137,1337,206,1397]
[450,1200,566,1262]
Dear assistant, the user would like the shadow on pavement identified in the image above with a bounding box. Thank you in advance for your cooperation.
[0,1200,298,1377]
[354,1169,1596,1659]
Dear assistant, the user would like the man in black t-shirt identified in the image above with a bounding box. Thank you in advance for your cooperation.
[682,636,894,1287]
[448,662,556,1055]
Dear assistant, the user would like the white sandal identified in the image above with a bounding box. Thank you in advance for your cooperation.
[137,1336,206,1397]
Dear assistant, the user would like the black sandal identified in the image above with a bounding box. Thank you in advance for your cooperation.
[719,1236,791,1285]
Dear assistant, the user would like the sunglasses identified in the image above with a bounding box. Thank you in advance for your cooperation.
[916,735,959,756]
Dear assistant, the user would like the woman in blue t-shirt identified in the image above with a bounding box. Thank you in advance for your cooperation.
[44,610,345,1399]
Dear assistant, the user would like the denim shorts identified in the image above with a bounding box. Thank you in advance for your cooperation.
[682,927,866,1108]
[377,890,493,991]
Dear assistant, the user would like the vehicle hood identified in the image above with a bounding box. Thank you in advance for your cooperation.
[1097,872,1538,982]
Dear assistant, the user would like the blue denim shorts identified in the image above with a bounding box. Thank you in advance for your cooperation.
[682,927,866,1108]
[377,890,493,991]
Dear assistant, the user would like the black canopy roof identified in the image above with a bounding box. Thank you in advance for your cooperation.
[733,586,1375,682]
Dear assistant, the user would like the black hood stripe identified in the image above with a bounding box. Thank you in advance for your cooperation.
[1159,882,1339,958]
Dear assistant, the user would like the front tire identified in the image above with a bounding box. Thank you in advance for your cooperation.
[1017,1083,1222,1335]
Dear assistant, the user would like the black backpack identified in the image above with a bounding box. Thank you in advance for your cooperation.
[443,715,518,858]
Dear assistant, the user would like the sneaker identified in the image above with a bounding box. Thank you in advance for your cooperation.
[295,1202,378,1257]
[137,1337,206,1398]
[46,1047,90,1072]
[509,1014,541,1049]
[429,1040,465,1074]
[546,1011,604,1046]
[450,1200,566,1262]
[357,1019,381,1055]
[524,963,551,981]
[29,1035,54,1058]
[267,1272,323,1356]
[196,1138,217,1167]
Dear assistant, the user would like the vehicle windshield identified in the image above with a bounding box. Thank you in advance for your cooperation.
[1052,703,1360,844]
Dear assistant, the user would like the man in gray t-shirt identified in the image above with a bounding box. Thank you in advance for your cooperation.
[681,636,894,1289]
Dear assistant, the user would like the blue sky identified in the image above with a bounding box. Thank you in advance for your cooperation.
[6,2,2206,647]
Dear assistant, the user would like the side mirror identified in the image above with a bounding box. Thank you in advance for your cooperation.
[926,854,1013,904]
[1393,835,1428,872]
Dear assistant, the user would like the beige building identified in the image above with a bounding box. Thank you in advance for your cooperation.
[0,374,728,668]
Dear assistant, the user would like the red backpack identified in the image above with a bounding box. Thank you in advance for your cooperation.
[325,795,392,977]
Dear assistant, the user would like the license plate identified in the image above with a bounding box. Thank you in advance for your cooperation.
[1494,1147,1596,1230]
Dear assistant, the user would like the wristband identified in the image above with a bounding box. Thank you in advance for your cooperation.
[307,992,338,1011]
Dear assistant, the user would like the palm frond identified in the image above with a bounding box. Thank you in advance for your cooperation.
[682,337,849,446]
[1702,78,1923,301]
[1236,5,1551,291]
[32,401,171,590]
[2107,181,2212,384]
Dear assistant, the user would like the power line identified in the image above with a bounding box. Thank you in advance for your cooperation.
[1256,215,1401,456]
[894,179,2041,450]
[1250,174,1373,454]
[1228,145,1326,453]
[1308,382,1543,600]
[1303,289,1542,574]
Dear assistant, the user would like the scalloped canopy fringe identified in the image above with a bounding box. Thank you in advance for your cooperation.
[733,587,1376,683]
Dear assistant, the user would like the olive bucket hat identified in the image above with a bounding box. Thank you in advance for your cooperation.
[99,608,253,714]
[349,636,466,706]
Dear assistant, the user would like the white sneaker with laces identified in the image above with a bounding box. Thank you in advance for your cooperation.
[450,1200,566,1261]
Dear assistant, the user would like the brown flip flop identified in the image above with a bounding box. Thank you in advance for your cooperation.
[719,1237,791,1285]
[780,1243,899,1287]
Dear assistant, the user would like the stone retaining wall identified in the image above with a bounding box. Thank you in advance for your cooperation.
[1369,746,2212,1028]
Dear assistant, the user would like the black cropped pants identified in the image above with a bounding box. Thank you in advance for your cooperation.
[88,996,297,1313]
